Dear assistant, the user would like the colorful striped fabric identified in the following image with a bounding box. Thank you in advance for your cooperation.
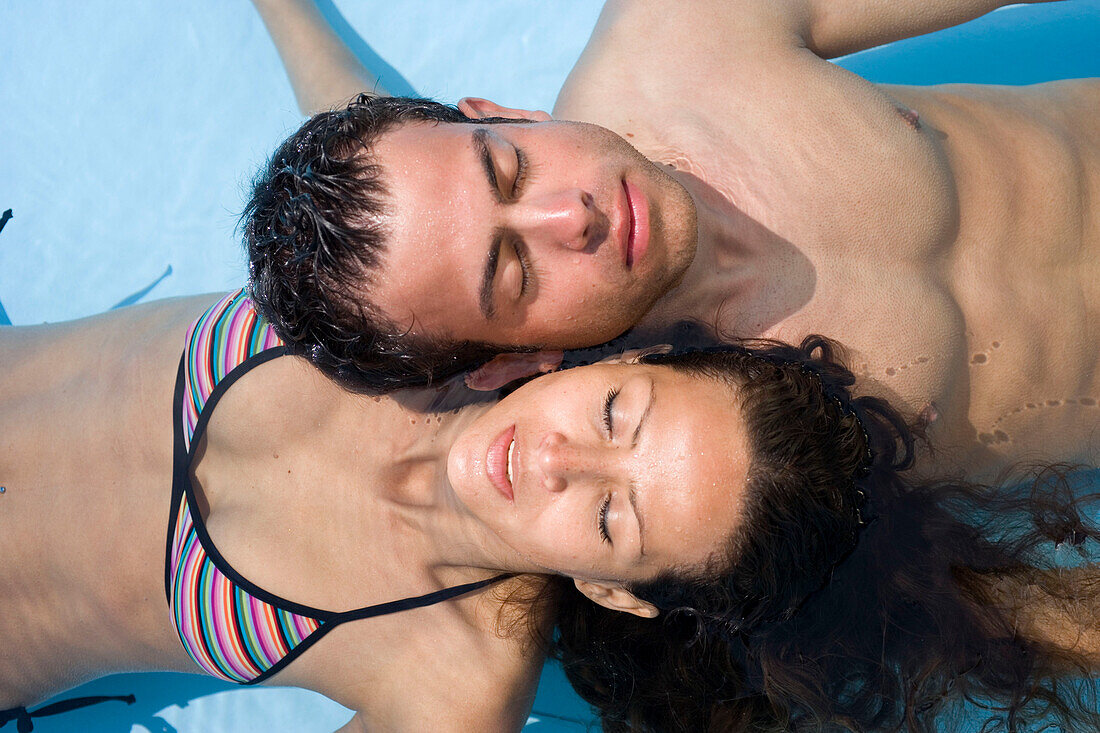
[178,288,285,448]
[168,289,317,683]
[166,290,509,684]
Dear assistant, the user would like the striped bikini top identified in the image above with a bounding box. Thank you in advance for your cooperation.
[165,290,506,684]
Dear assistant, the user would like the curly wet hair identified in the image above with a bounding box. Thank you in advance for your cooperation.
[537,336,1100,733]
[242,94,532,392]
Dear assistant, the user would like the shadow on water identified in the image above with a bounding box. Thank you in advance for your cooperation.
[110,265,174,310]
[24,673,241,733]
[314,0,418,98]
[0,211,172,324]
[22,660,597,732]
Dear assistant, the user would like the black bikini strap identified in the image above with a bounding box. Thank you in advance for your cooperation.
[244,573,516,685]
[1,694,135,732]
[330,573,514,624]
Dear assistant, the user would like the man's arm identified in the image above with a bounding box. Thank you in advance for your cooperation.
[791,0,1064,59]
[555,0,1061,121]
[251,0,394,116]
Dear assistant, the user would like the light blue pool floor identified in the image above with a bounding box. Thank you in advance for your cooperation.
[24,659,596,732]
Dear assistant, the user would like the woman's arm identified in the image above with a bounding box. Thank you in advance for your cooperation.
[251,0,393,115]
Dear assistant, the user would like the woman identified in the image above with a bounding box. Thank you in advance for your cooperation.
[2,289,1100,732]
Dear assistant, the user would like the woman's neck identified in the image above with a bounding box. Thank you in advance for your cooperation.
[364,391,542,585]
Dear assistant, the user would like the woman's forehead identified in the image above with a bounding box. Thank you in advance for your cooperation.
[628,366,752,573]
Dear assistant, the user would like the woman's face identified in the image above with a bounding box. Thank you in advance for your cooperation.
[448,362,752,585]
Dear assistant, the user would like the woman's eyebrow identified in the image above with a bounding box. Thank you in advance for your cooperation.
[629,380,655,558]
[631,381,656,449]
[629,484,646,558]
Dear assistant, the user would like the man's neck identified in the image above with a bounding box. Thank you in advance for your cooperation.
[637,167,816,340]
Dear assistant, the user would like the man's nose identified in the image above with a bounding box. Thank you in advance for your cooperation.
[537,431,608,492]
[511,189,607,252]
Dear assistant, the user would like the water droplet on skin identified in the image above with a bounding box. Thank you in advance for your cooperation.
[1047,400,1061,407]
[1079,397,1097,406]
[971,353,987,364]
[992,341,1001,348]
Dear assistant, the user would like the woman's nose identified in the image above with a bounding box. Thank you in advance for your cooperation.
[512,189,607,252]
[538,431,605,492]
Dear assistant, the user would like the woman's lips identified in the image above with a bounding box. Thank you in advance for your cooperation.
[622,179,650,269]
[486,424,516,501]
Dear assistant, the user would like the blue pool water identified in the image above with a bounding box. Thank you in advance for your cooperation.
[2,1,1099,730]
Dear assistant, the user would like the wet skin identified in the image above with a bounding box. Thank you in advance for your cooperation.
[0,303,751,717]
[448,362,751,586]
[369,12,1100,484]
[369,119,697,349]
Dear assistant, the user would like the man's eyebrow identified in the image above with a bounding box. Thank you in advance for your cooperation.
[472,128,504,204]
[478,234,502,320]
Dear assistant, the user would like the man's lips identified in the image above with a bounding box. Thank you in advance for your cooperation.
[621,179,650,269]
[486,424,516,501]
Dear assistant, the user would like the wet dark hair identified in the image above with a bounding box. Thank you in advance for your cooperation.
[242,94,532,392]
[539,336,1100,732]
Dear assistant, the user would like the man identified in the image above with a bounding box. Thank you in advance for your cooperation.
[248,0,1099,482]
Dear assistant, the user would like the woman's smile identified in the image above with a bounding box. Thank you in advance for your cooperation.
[487,424,516,501]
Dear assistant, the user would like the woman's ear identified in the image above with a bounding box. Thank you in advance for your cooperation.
[464,351,564,391]
[574,578,659,619]
[458,97,552,122]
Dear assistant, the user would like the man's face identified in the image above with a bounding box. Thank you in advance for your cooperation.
[367,118,697,349]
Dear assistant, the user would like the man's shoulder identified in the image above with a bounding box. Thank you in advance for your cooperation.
[553,0,806,130]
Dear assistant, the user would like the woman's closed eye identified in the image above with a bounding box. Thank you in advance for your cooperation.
[598,494,612,545]
[602,387,620,435]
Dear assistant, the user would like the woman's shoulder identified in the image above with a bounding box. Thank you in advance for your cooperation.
[335,616,546,733]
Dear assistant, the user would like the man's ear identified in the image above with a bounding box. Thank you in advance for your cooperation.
[574,579,659,619]
[464,351,564,391]
[457,97,552,122]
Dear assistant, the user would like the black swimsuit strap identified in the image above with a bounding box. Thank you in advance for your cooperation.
[1,694,135,732]
[243,573,516,685]
[330,573,515,624]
